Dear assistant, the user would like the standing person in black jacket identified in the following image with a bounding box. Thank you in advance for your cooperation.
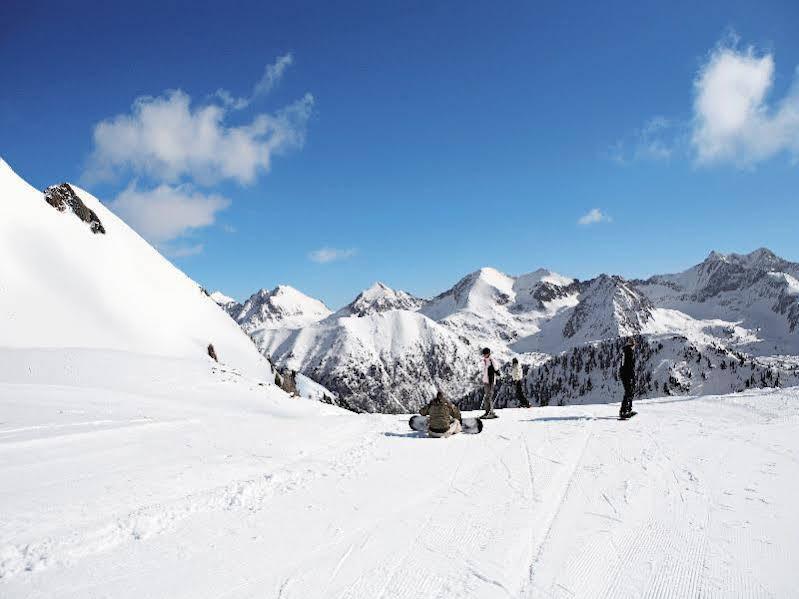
[619,337,637,419]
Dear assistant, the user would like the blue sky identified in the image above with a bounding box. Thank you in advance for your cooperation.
[3,1,799,308]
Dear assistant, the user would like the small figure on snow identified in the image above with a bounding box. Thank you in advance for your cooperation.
[480,347,500,419]
[511,357,530,408]
[419,390,462,438]
[619,337,638,419]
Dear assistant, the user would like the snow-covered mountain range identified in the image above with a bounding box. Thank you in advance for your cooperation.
[229,249,799,413]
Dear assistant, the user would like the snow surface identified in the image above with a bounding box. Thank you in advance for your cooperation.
[0,158,270,378]
[2,351,797,597]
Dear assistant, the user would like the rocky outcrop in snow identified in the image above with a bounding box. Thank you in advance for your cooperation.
[44,183,105,234]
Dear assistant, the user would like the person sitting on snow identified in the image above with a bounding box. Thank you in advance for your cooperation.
[419,390,462,438]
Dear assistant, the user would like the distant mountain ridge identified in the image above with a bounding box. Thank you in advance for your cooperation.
[233,248,799,413]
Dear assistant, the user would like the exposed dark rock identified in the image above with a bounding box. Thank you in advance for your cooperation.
[44,183,105,234]
[532,279,581,310]
[207,343,218,362]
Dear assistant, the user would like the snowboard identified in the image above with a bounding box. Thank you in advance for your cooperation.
[619,411,638,421]
[409,414,483,435]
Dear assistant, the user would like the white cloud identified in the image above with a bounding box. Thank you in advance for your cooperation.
[110,183,230,244]
[692,43,799,165]
[308,247,357,264]
[216,52,294,109]
[609,116,680,165]
[577,208,612,226]
[254,53,294,99]
[85,83,314,185]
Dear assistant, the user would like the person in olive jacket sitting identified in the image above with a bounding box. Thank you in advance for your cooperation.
[419,390,462,438]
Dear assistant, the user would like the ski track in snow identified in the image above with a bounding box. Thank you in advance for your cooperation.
[2,387,799,598]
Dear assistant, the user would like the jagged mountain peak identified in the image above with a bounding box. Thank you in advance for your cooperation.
[337,282,425,317]
[704,247,784,271]
[233,285,331,332]
[562,274,654,341]
[424,267,515,318]
[646,247,798,303]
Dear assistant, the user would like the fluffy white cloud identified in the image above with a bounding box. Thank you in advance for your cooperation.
[85,85,314,185]
[577,208,612,226]
[308,247,357,264]
[110,183,230,244]
[692,45,799,165]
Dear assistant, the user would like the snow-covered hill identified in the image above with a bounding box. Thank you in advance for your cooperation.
[220,285,331,333]
[0,158,271,379]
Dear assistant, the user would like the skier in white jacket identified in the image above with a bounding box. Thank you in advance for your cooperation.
[511,357,531,408]
[480,348,500,419]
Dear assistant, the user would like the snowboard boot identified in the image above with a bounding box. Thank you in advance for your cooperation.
[480,411,499,420]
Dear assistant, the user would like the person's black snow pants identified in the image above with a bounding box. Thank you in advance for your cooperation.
[515,381,530,407]
[620,374,635,415]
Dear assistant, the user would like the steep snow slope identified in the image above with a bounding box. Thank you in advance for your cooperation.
[0,158,270,377]
[229,285,331,333]
[3,377,798,598]
[253,308,477,413]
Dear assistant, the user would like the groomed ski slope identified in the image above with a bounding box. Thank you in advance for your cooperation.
[1,354,797,598]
